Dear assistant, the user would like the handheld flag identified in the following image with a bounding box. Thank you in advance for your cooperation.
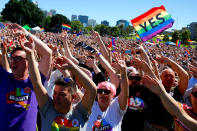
[176,40,181,48]
[62,24,71,30]
[40,28,44,32]
[108,38,115,51]
[131,5,174,42]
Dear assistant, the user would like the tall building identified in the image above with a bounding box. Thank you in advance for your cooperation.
[50,9,56,16]
[78,15,88,27]
[88,19,96,27]
[188,22,197,40]
[116,20,129,28]
[71,15,78,21]
[101,20,109,26]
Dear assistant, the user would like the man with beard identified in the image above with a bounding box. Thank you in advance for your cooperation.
[121,67,151,131]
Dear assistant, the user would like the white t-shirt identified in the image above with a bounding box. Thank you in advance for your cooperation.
[44,69,62,98]
[84,97,126,131]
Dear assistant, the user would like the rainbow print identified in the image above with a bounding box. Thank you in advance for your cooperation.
[62,23,71,30]
[40,28,44,32]
[131,5,174,42]
[136,34,141,41]
[176,40,181,48]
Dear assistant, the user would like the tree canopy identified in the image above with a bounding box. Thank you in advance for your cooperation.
[1,0,44,27]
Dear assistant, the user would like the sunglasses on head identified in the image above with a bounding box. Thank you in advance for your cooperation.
[192,92,197,98]
[10,56,26,62]
[128,75,141,81]
[97,89,111,95]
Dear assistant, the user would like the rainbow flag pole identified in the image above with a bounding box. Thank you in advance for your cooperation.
[62,23,71,30]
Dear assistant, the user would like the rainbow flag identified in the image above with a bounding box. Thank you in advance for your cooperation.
[131,5,174,42]
[62,23,71,30]
[176,40,181,48]
[40,28,44,32]
[136,34,141,41]
[187,40,192,44]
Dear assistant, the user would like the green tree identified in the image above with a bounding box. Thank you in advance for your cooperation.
[163,34,170,42]
[1,0,44,27]
[70,21,83,33]
[43,16,51,31]
[94,24,110,36]
[171,30,180,43]
[110,26,120,37]
[181,29,191,44]
[50,14,70,32]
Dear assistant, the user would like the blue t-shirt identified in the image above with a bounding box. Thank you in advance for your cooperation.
[0,67,46,131]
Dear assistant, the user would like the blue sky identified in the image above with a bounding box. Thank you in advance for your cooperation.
[0,0,197,30]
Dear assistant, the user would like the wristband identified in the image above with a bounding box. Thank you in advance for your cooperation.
[97,52,102,57]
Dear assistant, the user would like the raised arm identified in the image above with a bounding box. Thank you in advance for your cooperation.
[20,37,48,109]
[92,31,109,61]
[60,32,79,65]
[142,75,197,131]
[117,60,129,110]
[55,56,97,113]
[9,23,52,77]
[1,41,11,72]
[156,55,189,94]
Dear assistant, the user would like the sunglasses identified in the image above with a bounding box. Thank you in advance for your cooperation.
[192,92,197,98]
[10,56,26,62]
[97,89,111,95]
[128,75,141,81]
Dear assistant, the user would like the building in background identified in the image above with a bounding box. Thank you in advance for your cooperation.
[101,20,109,26]
[78,15,88,27]
[188,22,197,40]
[116,19,129,28]
[50,9,56,16]
[88,19,96,27]
[43,10,48,17]
[71,15,78,21]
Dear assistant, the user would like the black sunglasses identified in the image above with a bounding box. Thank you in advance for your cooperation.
[128,75,141,81]
[97,89,111,95]
[192,92,197,98]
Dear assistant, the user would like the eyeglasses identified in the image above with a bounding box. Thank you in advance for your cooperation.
[192,92,197,98]
[97,89,111,95]
[10,56,26,62]
[128,75,141,81]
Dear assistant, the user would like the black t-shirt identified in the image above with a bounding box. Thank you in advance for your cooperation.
[121,85,151,131]
[146,86,183,129]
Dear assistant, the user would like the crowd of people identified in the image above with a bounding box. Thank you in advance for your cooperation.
[0,23,197,131]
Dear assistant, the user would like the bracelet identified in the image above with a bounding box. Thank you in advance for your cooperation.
[64,77,71,82]
[96,52,102,57]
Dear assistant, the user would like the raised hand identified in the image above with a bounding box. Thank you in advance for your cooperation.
[8,23,29,35]
[142,75,164,96]
[54,56,74,71]
[156,55,169,64]
[19,36,35,54]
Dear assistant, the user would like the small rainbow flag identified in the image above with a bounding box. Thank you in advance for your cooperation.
[187,40,192,44]
[136,34,141,41]
[176,40,181,48]
[131,5,174,42]
[40,28,44,32]
[62,23,71,30]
